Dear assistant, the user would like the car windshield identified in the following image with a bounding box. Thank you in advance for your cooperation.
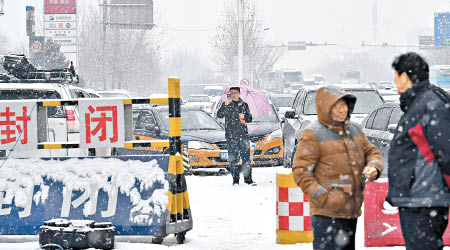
[204,89,223,96]
[270,96,294,107]
[252,107,279,123]
[0,89,60,99]
[188,96,210,102]
[159,109,223,130]
[284,72,301,82]
[0,89,65,118]
[303,90,384,115]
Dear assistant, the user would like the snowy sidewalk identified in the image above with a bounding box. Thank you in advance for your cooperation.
[0,166,435,249]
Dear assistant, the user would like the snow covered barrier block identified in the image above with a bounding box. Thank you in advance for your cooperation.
[0,156,171,236]
[276,173,313,244]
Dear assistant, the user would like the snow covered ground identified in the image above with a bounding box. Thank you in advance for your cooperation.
[0,166,444,250]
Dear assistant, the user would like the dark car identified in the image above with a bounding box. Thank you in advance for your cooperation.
[114,105,236,172]
[282,84,384,168]
[361,101,402,177]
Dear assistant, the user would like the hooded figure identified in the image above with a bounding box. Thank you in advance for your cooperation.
[292,85,383,250]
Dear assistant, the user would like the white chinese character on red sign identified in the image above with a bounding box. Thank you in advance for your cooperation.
[0,106,31,145]
[85,105,118,143]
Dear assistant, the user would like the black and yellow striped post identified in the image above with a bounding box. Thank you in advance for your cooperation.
[166,78,191,224]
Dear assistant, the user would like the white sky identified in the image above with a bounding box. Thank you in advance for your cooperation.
[1,0,449,71]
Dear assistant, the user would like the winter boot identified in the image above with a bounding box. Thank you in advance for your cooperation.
[242,163,255,185]
[232,175,240,185]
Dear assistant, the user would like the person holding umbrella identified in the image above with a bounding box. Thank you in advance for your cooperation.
[217,86,254,185]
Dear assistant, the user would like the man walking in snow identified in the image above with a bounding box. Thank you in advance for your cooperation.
[217,86,254,185]
[387,52,450,250]
[292,85,383,250]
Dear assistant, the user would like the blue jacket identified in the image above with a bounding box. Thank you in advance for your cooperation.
[387,80,450,207]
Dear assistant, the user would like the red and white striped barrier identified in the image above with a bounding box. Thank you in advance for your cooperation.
[276,173,313,244]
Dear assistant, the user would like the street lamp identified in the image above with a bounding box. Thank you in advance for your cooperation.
[0,0,4,16]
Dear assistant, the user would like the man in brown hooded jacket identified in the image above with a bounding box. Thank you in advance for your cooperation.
[292,85,383,250]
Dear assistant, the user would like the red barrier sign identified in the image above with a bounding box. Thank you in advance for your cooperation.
[79,99,124,148]
[0,102,37,150]
[364,180,450,247]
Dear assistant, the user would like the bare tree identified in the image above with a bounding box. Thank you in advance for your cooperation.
[211,0,282,87]
[77,5,164,96]
[311,48,402,83]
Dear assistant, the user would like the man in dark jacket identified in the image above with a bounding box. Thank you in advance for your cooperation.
[217,86,253,185]
[387,52,450,250]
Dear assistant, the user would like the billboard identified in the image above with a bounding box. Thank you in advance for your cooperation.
[107,0,153,29]
[435,12,450,47]
[44,0,78,67]
[26,6,35,36]
[44,0,76,14]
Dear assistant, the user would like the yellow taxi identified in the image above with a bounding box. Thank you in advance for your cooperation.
[113,105,255,173]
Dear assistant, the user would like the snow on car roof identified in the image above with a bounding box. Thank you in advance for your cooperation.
[204,85,224,90]
[301,83,375,91]
[0,82,66,90]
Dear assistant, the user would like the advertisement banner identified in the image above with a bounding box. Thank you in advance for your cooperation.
[0,156,169,235]
[46,37,77,46]
[44,29,76,38]
[44,0,76,14]
[44,21,76,30]
[44,14,77,22]
[435,12,450,47]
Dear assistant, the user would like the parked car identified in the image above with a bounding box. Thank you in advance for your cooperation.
[282,84,384,168]
[377,81,395,90]
[68,85,97,98]
[378,89,400,103]
[185,94,213,113]
[114,105,254,173]
[213,101,283,166]
[267,93,295,119]
[361,101,402,177]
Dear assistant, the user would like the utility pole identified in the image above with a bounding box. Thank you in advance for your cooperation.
[102,0,107,90]
[0,0,4,16]
[237,0,244,85]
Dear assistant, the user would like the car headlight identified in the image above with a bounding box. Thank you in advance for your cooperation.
[267,129,282,141]
[188,141,214,150]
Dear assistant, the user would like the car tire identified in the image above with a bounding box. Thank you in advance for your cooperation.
[285,144,297,169]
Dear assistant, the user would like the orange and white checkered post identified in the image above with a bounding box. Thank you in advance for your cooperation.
[276,173,314,244]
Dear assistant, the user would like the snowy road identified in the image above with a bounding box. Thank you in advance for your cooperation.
[0,166,441,249]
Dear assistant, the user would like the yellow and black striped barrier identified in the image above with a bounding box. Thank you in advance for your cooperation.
[165,78,192,225]
[35,78,193,238]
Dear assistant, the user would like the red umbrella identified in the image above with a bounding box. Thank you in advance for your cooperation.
[221,85,272,118]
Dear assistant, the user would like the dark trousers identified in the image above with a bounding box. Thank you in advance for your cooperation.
[226,136,251,181]
[399,207,449,250]
[311,215,357,250]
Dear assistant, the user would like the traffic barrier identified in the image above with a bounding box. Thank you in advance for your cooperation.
[0,78,192,244]
[364,180,450,247]
[276,172,313,244]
